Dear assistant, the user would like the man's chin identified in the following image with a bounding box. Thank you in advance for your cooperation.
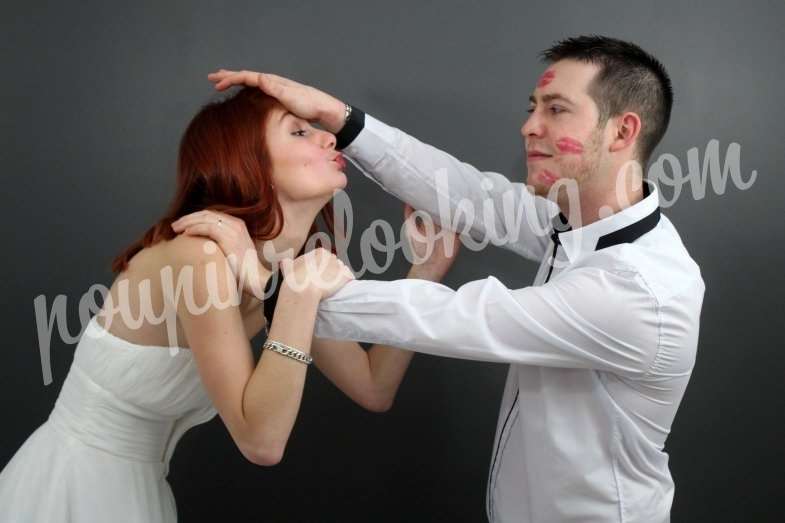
[526,179,550,198]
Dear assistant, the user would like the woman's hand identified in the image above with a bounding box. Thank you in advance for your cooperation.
[207,69,347,134]
[280,248,355,300]
[403,204,461,282]
[171,210,269,299]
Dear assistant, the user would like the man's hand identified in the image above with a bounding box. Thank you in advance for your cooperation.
[207,69,347,133]
[403,204,461,282]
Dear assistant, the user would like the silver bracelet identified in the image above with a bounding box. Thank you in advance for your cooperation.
[262,339,313,365]
[343,103,352,123]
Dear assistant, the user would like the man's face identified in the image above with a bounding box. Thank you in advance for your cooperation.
[522,59,607,198]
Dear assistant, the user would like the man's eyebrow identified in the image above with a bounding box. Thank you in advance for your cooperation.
[528,93,576,105]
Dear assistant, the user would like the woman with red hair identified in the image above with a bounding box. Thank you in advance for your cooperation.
[0,86,458,522]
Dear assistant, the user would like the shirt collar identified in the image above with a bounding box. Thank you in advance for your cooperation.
[552,180,661,264]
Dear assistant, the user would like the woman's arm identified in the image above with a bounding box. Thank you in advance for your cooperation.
[311,339,412,413]
[308,272,427,413]
[309,205,460,412]
[172,238,351,466]
[172,206,458,416]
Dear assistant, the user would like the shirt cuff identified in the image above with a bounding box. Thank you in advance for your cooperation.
[337,110,398,172]
[335,105,366,150]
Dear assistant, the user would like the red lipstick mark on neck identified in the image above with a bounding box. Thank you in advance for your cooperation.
[537,70,556,88]
[556,137,584,154]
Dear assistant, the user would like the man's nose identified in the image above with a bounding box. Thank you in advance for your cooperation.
[521,113,543,139]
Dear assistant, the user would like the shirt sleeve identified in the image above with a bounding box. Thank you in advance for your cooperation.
[341,112,560,263]
[314,270,661,377]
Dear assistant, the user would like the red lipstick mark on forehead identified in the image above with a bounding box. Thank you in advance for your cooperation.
[537,70,556,88]
[556,137,584,154]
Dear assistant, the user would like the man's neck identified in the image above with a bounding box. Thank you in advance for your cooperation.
[558,175,645,230]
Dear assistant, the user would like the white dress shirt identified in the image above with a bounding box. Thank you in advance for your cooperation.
[315,111,705,523]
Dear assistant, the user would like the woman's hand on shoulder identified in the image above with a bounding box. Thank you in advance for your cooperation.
[171,210,270,299]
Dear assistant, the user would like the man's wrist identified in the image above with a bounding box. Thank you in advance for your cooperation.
[334,104,365,150]
[320,97,349,134]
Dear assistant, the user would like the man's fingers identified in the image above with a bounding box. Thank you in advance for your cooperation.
[207,70,238,87]
[207,69,235,80]
[212,70,252,90]
[207,70,299,103]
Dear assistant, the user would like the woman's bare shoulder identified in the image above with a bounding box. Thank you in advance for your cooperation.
[157,235,228,268]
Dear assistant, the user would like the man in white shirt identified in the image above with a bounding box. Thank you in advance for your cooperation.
[210,35,704,523]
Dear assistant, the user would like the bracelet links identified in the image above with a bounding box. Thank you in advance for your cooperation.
[262,339,313,365]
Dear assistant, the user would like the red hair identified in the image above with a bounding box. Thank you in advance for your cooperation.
[111,87,335,274]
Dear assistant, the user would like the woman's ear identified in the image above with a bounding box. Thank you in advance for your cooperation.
[609,112,642,154]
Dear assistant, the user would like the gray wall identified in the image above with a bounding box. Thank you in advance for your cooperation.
[2,1,783,521]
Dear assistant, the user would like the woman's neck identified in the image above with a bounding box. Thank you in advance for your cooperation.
[257,199,325,270]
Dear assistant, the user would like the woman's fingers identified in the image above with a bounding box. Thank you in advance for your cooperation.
[171,210,212,230]
[172,210,238,232]
[181,222,235,241]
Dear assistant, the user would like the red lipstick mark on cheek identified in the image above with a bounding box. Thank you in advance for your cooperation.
[537,70,555,88]
[556,137,584,155]
[539,169,558,184]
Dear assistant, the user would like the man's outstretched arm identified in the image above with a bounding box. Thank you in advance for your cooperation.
[336,109,558,262]
[207,69,559,262]
[313,274,669,378]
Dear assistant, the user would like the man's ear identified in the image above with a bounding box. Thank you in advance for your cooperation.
[608,112,642,154]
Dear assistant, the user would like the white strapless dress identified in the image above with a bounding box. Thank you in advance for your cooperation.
[0,315,217,522]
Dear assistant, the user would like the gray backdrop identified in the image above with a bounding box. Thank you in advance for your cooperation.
[2,1,783,522]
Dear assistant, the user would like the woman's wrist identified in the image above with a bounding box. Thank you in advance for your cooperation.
[281,271,324,301]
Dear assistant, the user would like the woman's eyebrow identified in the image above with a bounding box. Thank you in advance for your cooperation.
[279,112,308,126]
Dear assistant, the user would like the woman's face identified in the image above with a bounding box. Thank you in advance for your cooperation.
[264,107,347,205]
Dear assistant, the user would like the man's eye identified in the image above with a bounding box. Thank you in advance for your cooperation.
[549,106,564,114]
[292,129,307,137]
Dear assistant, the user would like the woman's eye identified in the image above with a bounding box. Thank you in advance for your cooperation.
[526,108,535,114]
[292,129,307,137]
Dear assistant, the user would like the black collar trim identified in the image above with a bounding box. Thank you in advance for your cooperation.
[551,180,660,251]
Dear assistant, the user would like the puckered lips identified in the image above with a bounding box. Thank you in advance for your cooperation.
[332,153,347,170]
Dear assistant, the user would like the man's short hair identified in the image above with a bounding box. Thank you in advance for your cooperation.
[541,35,674,167]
